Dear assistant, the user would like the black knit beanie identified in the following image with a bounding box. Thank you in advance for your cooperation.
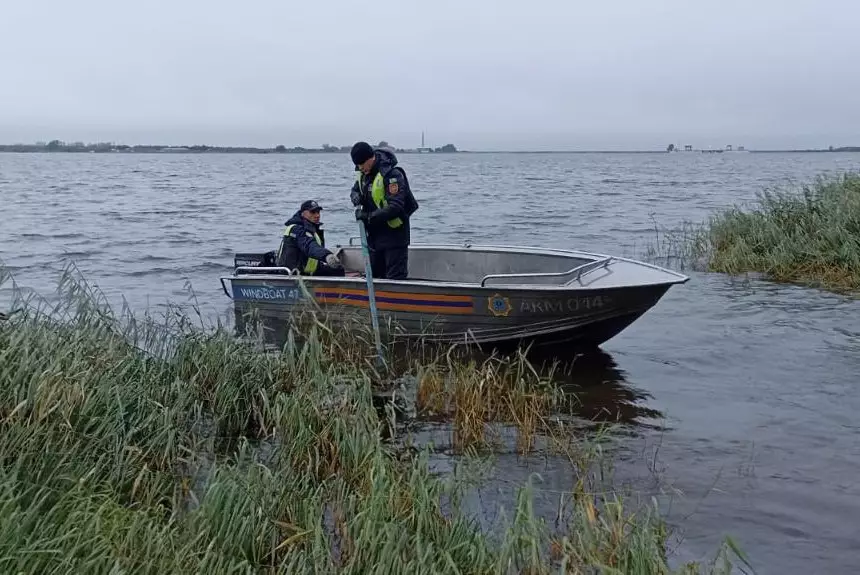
[350,141,374,165]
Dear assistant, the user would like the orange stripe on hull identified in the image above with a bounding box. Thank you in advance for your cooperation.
[316,288,473,303]
[315,295,475,315]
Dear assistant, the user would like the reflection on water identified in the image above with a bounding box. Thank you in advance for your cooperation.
[539,349,665,427]
[453,344,666,429]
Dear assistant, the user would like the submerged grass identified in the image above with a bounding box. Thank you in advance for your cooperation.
[0,262,752,574]
[649,172,860,294]
[415,349,562,456]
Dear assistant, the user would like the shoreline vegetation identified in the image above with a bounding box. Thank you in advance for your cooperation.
[1,140,859,155]
[652,172,860,294]
[0,263,753,573]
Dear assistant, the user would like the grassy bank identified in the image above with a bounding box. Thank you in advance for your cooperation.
[0,265,749,573]
[684,172,860,293]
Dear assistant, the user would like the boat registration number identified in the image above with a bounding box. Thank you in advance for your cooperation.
[520,295,608,314]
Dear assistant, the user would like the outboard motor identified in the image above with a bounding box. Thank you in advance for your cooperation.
[233,251,279,275]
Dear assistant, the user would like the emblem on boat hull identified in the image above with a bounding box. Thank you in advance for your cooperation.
[488,294,512,317]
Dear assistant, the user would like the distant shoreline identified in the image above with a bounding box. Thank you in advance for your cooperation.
[0,142,458,155]
[1,142,858,155]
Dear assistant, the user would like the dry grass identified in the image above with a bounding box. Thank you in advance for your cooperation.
[413,348,562,456]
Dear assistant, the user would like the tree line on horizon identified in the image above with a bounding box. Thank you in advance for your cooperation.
[3,140,858,154]
[0,140,459,154]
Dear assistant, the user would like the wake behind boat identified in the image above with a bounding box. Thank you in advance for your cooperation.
[220,242,688,350]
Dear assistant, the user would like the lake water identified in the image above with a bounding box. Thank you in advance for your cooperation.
[2,151,859,573]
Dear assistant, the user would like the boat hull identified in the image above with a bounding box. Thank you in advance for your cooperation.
[227,275,674,350]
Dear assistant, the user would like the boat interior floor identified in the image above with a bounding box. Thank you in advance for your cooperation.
[344,272,456,283]
[233,245,686,288]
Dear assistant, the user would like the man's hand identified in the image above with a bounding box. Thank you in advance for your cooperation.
[367,209,386,224]
[354,207,369,222]
[350,189,362,207]
[325,253,342,268]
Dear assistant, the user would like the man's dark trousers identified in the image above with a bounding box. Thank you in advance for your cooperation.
[370,246,408,280]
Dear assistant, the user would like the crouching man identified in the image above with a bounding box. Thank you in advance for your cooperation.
[276,200,344,276]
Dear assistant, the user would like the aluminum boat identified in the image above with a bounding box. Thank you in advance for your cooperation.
[220,242,689,350]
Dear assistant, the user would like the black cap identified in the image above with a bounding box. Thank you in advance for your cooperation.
[350,141,374,165]
[300,200,322,212]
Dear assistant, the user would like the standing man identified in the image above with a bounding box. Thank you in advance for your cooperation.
[349,141,419,280]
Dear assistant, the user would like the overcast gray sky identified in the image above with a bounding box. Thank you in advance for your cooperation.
[1,0,857,150]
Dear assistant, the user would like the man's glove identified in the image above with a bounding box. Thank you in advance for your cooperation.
[325,253,342,269]
[354,207,369,222]
[350,189,362,207]
[367,209,386,224]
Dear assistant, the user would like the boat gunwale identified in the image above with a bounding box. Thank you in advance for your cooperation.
[222,243,690,293]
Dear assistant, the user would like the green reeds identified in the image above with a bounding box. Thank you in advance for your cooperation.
[0,263,749,573]
[652,172,860,294]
